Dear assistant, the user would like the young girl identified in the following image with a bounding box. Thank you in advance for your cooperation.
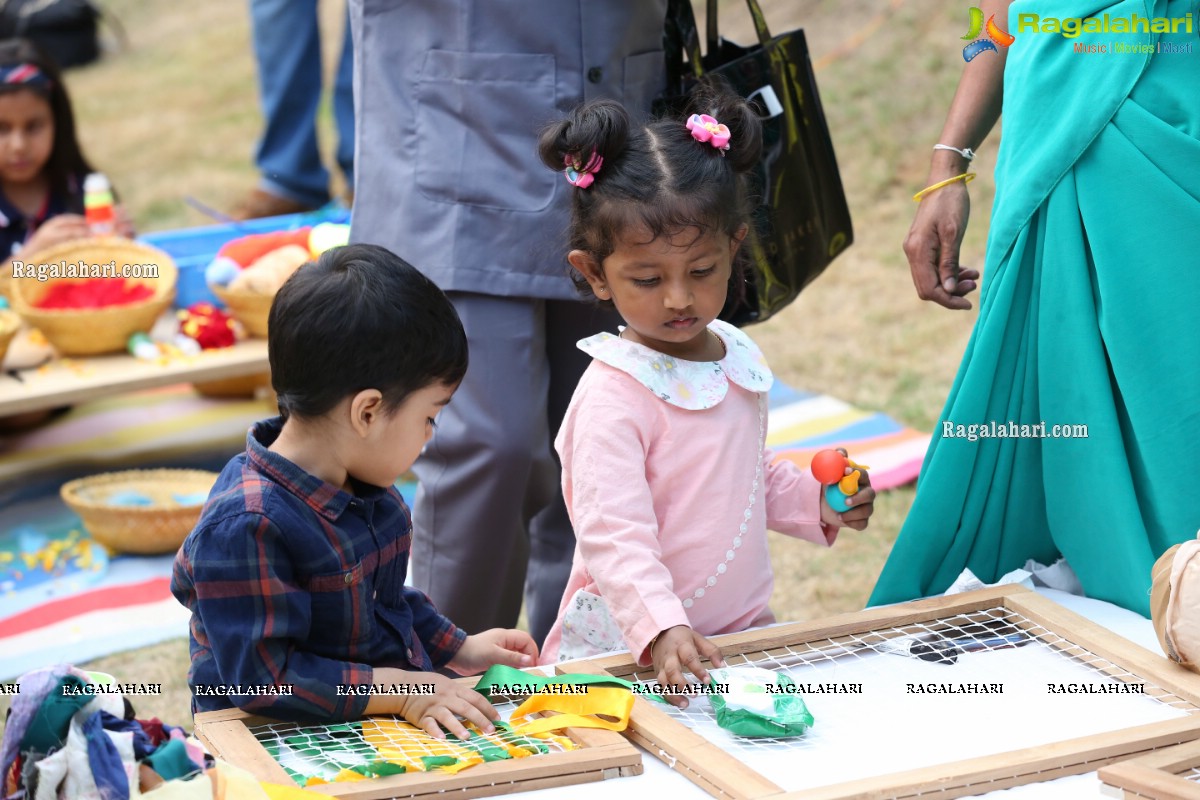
[536,82,876,701]
[0,38,131,429]
[0,38,131,260]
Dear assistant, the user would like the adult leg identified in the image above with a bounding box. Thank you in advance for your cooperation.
[411,294,552,634]
[247,0,330,208]
[524,300,621,646]
[332,1,355,188]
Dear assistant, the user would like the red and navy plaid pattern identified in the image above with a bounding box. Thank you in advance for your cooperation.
[171,417,466,722]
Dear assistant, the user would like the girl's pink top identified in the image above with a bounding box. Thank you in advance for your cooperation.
[541,320,836,666]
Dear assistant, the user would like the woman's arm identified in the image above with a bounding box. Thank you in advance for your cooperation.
[904,0,1013,310]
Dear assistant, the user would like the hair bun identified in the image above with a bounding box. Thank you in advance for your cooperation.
[683,75,763,173]
[537,99,630,179]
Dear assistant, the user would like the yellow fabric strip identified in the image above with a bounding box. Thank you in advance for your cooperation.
[508,686,634,734]
[359,718,482,773]
[260,783,331,799]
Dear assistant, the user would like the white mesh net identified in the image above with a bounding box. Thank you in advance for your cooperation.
[250,696,574,787]
[622,606,1196,793]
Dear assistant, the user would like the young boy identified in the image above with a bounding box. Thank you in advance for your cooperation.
[171,244,538,739]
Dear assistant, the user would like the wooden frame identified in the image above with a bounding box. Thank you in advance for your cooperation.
[1100,738,1200,799]
[562,585,1200,800]
[193,677,642,799]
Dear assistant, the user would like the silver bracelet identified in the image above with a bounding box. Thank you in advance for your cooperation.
[933,143,976,161]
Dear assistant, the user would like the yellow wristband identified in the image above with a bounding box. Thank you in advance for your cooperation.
[912,172,976,202]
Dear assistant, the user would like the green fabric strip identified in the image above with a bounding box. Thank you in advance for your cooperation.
[472,664,636,699]
[473,663,669,706]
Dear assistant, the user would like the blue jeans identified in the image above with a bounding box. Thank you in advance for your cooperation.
[249,0,354,207]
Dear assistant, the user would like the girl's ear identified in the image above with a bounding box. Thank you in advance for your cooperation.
[568,249,608,295]
[730,224,750,256]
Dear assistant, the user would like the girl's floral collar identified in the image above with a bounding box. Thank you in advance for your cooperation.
[577,319,773,410]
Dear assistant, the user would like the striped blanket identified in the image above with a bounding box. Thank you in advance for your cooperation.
[0,382,929,679]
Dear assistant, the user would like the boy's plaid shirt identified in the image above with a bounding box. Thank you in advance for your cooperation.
[171,418,466,721]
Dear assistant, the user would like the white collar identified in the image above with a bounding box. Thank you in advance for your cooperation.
[577,319,773,410]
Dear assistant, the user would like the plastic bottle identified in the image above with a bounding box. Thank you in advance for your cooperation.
[83,173,115,236]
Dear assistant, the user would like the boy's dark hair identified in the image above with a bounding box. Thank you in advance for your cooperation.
[268,244,468,420]
[0,38,93,208]
[537,76,764,306]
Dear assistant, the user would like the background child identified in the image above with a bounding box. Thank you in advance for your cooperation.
[0,38,133,259]
[171,244,538,739]
[536,82,876,703]
[0,37,136,431]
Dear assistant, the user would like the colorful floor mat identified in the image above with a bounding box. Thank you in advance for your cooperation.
[0,382,930,679]
[764,382,931,491]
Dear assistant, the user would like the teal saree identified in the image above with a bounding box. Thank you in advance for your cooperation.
[870,0,1200,616]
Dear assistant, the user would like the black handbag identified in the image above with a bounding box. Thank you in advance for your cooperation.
[660,0,853,327]
[0,0,101,69]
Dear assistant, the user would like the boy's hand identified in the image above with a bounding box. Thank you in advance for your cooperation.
[447,628,538,676]
[367,669,499,740]
[651,625,724,709]
[819,449,876,531]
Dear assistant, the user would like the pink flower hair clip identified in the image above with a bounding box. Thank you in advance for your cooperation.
[564,151,603,188]
[686,114,731,152]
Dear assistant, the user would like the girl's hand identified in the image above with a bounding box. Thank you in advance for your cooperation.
[819,466,876,531]
[22,214,90,255]
[367,667,499,740]
[447,628,538,676]
[902,181,980,310]
[651,625,724,708]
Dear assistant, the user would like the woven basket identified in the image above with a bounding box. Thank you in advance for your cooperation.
[210,283,273,338]
[0,309,18,366]
[10,238,177,356]
[60,469,218,554]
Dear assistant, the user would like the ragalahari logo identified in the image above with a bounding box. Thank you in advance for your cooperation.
[962,7,1015,61]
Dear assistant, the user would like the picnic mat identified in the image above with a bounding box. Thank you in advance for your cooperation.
[0,382,930,679]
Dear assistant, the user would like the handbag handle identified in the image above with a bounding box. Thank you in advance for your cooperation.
[664,0,774,85]
[705,0,774,55]
[664,0,704,81]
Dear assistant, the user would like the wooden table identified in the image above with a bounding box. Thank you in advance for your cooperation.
[0,338,269,417]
